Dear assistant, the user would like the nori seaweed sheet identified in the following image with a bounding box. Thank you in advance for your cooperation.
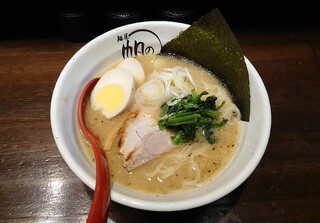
[160,8,250,121]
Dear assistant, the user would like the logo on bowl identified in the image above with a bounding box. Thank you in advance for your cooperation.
[117,29,163,59]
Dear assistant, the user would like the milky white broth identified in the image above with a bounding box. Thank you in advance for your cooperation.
[78,54,241,195]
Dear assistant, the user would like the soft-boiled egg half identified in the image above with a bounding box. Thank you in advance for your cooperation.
[117,57,145,87]
[90,57,146,119]
[90,67,135,119]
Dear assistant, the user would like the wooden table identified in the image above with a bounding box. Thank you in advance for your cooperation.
[1,27,319,223]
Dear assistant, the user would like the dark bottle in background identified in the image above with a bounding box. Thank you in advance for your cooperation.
[155,9,201,24]
[102,10,145,32]
[58,8,95,42]
[57,9,203,42]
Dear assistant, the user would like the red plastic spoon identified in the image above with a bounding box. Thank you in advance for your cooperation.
[77,77,110,223]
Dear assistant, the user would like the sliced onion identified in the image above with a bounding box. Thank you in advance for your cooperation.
[136,66,196,112]
[134,79,166,114]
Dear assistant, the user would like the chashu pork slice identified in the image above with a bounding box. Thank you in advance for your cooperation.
[117,111,174,172]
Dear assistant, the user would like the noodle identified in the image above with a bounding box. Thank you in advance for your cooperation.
[80,54,241,195]
[146,146,191,180]
[146,143,214,188]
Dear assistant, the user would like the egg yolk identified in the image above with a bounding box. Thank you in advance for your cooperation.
[96,84,124,112]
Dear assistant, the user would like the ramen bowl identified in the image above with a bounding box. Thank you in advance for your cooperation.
[50,21,271,211]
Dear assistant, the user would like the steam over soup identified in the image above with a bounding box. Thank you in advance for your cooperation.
[78,54,241,195]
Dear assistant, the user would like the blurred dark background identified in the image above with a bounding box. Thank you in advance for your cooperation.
[0,1,319,42]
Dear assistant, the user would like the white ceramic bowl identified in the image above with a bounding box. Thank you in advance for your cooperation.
[50,21,271,211]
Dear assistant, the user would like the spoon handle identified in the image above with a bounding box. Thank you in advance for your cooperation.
[77,78,110,223]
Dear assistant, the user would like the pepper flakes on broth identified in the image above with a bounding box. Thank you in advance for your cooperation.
[78,54,241,195]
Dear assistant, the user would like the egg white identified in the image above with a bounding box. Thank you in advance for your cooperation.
[117,57,145,87]
[91,67,135,119]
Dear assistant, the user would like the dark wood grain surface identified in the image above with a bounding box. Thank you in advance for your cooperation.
[1,27,320,223]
